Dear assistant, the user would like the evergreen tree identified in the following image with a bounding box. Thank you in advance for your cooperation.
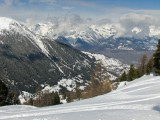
[137,53,148,76]
[6,91,20,105]
[128,64,137,81]
[53,93,60,105]
[136,70,141,78]
[28,98,34,105]
[119,71,127,82]
[0,79,8,106]
[146,57,154,75]
[153,39,160,74]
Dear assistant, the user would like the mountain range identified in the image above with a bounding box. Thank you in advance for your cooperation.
[30,20,158,64]
[0,17,95,93]
[0,17,128,95]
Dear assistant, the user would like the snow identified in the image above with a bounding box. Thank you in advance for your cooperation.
[18,91,33,104]
[0,17,49,56]
[83,51,129,80]
[1,75,160,120]
[0,17,14,31]
[118,45,134,50]
[42,75,87,93]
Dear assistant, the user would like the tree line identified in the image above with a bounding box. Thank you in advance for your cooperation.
[24,88,60,107]
[119,39,160,82]
[0,79,19,106]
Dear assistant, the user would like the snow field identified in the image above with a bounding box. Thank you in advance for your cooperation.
[0,75,160,120]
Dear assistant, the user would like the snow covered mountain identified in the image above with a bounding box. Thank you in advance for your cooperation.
[1,75,160,120]
[0,17,95,93]
[0,17,129,96]
[30,20,158,64]
[0,17,49,55]
[30,21,158,51]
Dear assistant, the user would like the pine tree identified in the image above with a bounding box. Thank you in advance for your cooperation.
[28,98,34,105]
[0,79,8,106]
[6,91,20,105]
[153,39,160,74]
[146,57,154,75]
[128,64,137,81]
[53,93,60,105]
[119,71,127,82]
[137,53,148,76]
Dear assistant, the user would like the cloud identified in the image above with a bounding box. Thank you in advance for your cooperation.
[28,14,94,39]
[96,19,112,26]
[4,0,13,6]
[0,1,160,39]
[26,13,160,39]
[29,0,97,8]
[120,13,159,25]
[29,0,57,3]
[62,6,74,10]
[114,13,160,38]
[65,0,97,7]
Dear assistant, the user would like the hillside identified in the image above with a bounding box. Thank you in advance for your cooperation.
[0,17,95,93]
[0,75,160,120]
[0,17,129,96]
[83,52,129,80]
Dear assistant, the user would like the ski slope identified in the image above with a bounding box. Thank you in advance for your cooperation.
[0,75,160,120]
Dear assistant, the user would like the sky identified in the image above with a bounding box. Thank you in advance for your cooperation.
[0,0,160,39]
[0,0,160,22]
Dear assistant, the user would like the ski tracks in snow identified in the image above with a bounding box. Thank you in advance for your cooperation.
[1,95,160,119]
[1,76,160,119]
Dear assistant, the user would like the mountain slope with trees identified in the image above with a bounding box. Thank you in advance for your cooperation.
[0,17,95,95]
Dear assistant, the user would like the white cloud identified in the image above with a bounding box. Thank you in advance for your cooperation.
[62,6,74,10]
[30,14,93,37]
[149,26,160,37]
[62,0,98,8]
[27,13,160,39]
[113,13,160,38]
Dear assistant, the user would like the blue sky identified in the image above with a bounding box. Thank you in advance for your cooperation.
[0,0,160,21]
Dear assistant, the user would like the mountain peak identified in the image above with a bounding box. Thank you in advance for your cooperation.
[0,17,50,56]
[0,17,20,31]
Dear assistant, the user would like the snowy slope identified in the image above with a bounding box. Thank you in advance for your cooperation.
[83,52,129,80]
[0,17,49,56]
[0,75,160,120]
